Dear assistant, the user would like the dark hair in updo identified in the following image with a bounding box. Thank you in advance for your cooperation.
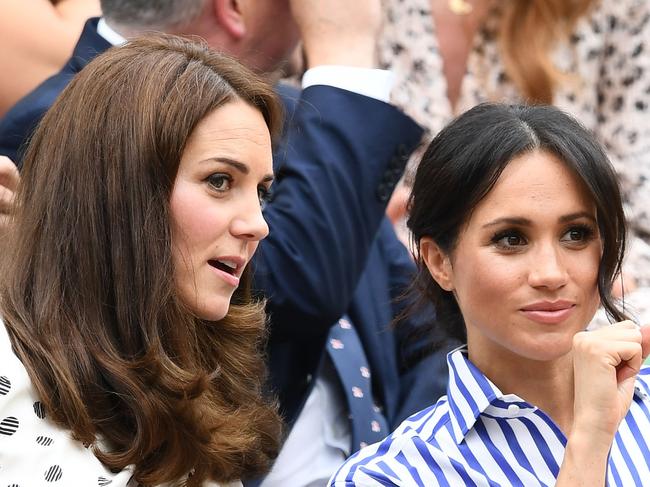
[407,103,628,344]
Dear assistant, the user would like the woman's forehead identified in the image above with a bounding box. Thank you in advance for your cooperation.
[468,150,596,225]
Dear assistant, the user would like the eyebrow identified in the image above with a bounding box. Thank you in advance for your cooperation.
[482,211,597,229]
[202,157,274,183]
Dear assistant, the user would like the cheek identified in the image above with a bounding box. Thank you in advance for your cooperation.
[169,187,229,254]
[452,252,525,313]
[570,245,602,305]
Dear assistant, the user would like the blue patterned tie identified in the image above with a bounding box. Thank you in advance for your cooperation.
[326,316,389,452]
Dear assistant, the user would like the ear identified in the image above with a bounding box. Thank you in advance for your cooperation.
[213,0,246,40]
[419,237,455,291]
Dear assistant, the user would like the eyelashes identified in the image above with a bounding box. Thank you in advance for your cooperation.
[206,172,272,207]
[257,185,273,209]
[207,173,231,192]
[559,224,596,243]
[490,223,597,251]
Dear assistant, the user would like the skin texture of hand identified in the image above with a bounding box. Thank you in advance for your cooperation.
[288,0,381,68]
[0,156,19,234]
[556,321,650,486]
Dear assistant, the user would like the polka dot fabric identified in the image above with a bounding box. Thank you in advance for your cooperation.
[0,320,241,486]
[0,320,135,486]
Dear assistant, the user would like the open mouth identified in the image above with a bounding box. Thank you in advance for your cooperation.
[208,259,237,276]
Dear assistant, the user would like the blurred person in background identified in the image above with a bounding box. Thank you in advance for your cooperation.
[0,0,100,116]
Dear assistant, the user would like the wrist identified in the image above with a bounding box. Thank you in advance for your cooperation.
[303,43,376,69]
[566,427,613,459]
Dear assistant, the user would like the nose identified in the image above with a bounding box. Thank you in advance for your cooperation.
[527,241,569,290]
[229,196,269,242]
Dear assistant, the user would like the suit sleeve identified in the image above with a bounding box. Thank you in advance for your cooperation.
[0,76,74,168]
[380,221,456,425]
[253,85,423,339]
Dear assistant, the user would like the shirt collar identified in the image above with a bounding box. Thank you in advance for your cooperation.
[445,346,502,444]
[445,346,650,445]
[97,17,127,46]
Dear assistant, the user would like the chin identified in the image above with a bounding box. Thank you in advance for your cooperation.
[517,336,575,362]
[189,296,231,322]
[197,306,230,322]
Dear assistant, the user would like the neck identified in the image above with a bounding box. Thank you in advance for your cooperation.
[468,343,576,434]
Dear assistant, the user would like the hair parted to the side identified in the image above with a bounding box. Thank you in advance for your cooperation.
[0,34,283,485]
[407,103,628,345]
[499,0,595,104]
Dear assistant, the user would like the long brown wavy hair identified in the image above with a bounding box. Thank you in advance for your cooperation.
[0,34,283,485]
[500,0,595,103]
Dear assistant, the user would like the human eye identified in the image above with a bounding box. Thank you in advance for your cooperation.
[491,229,528,251]
[559,224,596,247]
[258,185,273,210]
[206,173,232,193]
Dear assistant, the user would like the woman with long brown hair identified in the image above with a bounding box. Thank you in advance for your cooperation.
[382,0,650,326]
[0,34,282,486]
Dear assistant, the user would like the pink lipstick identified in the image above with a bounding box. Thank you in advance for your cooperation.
[520,300,576,324]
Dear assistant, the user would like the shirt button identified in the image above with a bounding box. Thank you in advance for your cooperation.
[507,404,520,415]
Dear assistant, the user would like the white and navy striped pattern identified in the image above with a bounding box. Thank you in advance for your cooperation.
[330,346,650,486]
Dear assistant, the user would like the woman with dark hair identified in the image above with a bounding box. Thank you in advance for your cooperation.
[382,0,650,327]
[0,34,282,486]
[331,104,650,486]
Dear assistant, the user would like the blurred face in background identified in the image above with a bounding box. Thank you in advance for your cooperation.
[170,99,273,321]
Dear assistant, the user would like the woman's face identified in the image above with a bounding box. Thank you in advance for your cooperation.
[422,150,602,362]
[170,99,273,321]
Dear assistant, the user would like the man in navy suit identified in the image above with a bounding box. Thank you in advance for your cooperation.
[0,1,453,484]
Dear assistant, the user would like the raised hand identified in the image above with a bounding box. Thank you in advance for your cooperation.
[0,156,19,234]
[289,0,381,68]
[557,321,650,486]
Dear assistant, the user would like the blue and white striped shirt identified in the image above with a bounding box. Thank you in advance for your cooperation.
[330,346,650,486]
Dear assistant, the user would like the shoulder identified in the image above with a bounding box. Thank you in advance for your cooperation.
[4,70,76,125]
[330,400,452,486]
[0,71,75,151]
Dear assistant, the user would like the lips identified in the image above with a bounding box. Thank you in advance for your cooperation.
[208,256,246,286]
[520,300,576,324]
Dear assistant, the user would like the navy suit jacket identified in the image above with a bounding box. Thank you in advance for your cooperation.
[259,84,451,431]
[0,15,452,452]
[0,18,111,165]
